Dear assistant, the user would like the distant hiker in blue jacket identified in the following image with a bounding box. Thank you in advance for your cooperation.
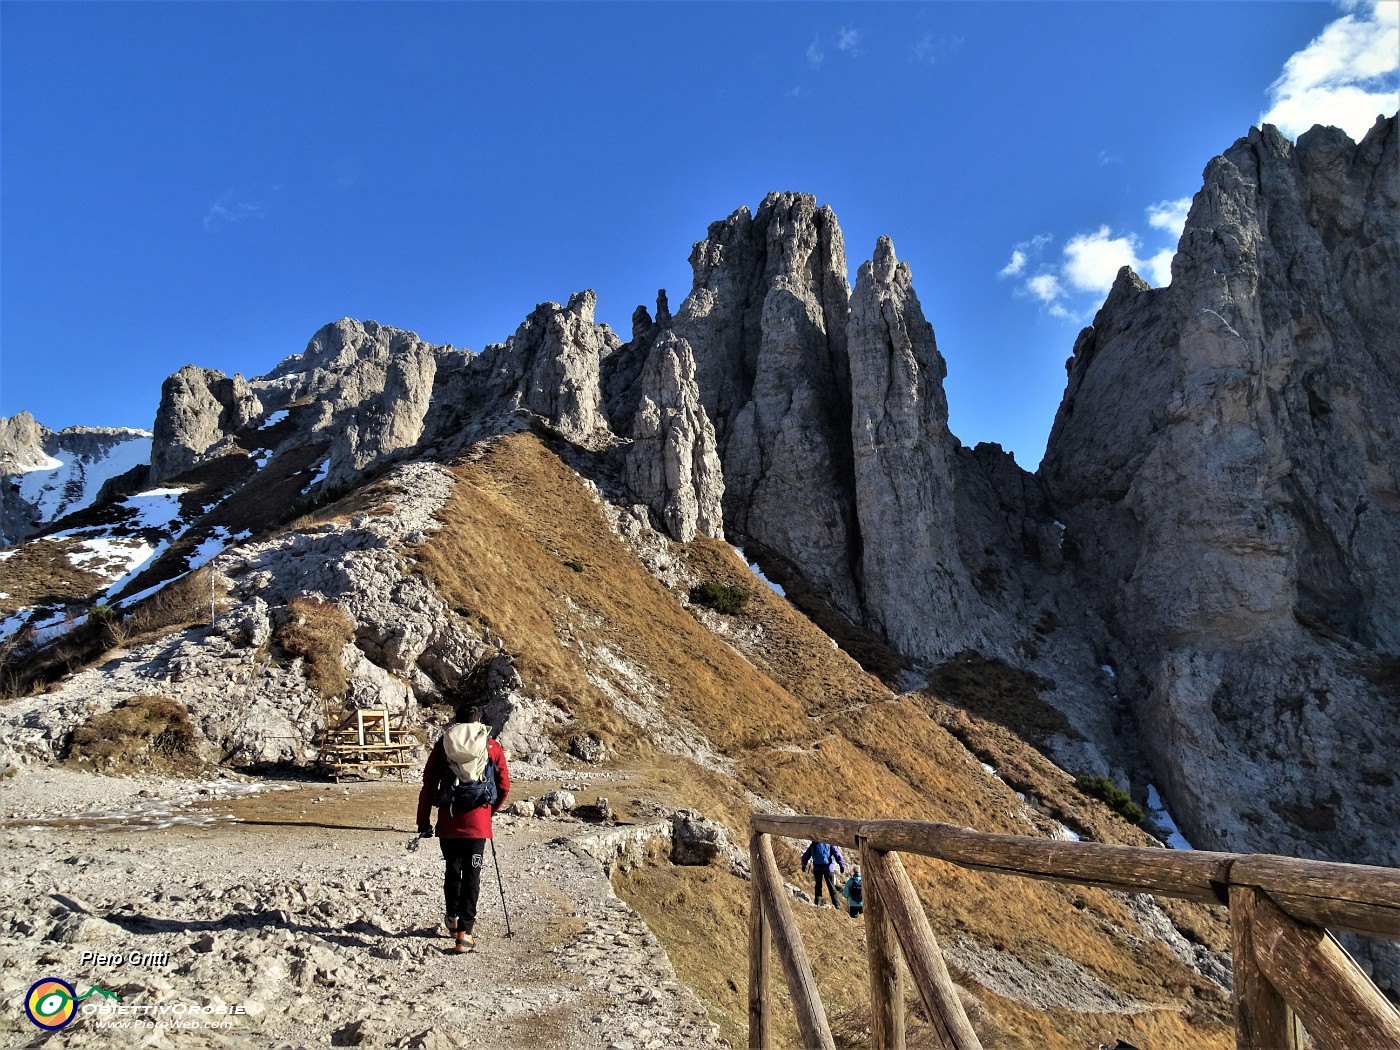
[800,840,845,907]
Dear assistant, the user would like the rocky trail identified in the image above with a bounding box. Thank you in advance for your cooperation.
[0,767,722,1049]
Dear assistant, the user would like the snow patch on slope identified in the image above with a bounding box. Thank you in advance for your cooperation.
[13,437,152,532]
[1146,784,1194,850]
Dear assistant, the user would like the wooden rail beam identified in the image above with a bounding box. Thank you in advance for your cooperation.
[753,814,862,849]
[861,820,1238,906]
[864,849,983,1050]
[1249,890,1400,1050]
[1229,885,1302,1050]
[752,815,1238,905]
[1230,855,1400,939]
[752,832,836,1050]
[754,815,1400,937]
[748,831,773,1050]
[751,812,1400,1049]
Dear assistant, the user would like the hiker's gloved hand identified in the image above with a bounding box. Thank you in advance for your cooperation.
[418,825,433,838]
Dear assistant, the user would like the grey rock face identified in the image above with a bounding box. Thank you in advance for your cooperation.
[1040,119,1400,888]
[475,291,620,447]
[150,366,262,482]
[674,192,861,615]
[262,319,442,492]
[847,236,981,655]
[668,809,729,866]
[148,320,449,496]
[621,330,725,543]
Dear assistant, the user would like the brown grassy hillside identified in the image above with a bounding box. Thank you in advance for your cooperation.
[418,433,1234,1050]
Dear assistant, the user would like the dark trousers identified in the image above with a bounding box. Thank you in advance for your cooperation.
[441,838,486,932]
[813,868,839,905]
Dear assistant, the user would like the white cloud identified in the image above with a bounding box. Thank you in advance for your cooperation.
[911,32,962,64]
[1000,250,1028,277]
[806,36,825,67]
[1262,0,1400,141]
[1026,273,1064,303]
[1063,227,1142,293]
[998,234,1051,277]
[1146,197,1193,238]
[203,189,266,231]
[787,86,809,99]
[1006,214,1185,320]
[1145,248,1176,288]
[837,26,861,56]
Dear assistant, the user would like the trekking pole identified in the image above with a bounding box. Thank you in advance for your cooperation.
[489,836,514,938]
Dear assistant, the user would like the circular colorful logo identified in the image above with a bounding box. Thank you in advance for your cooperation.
[26,978,77,1030]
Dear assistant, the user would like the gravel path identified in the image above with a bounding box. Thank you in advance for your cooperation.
[0,767,722,1048]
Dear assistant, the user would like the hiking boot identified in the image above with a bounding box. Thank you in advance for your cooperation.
[443,915,458,937]
[452,930,477,954]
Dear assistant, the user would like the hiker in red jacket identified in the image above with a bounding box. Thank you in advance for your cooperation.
[417,702,510,954]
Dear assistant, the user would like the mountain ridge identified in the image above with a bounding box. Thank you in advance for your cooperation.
[2,116,1397,1018]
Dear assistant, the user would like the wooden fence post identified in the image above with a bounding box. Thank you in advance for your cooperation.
[1247,888,1400,1050]
[864,849,983,1050]
[752,832,836,1050]
[1230,885,1303,1050]
[749,831,772,1050]
[862,838,906,1050]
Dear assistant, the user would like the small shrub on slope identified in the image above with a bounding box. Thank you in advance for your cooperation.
[689,580,751,615]
[1074,774,1145,825]
[66,695,203,775]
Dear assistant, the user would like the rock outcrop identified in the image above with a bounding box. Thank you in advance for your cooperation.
[1039,118,1400,889]
[0,412,50,475]
[473,291,620,448]
[149,366,262,482]
[257,319,443,492]
[146,320,450,496]
[620,328,725,543]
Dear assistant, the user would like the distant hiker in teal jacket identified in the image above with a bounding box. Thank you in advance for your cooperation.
[842,869,864,918]
[800,840,844,907]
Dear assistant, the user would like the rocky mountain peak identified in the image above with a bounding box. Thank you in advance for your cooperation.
[0,411,49,474]
[866,233,900,286]
[478,292,619,448]
[1039,112,1400,956]
[4,118,1397,992]
[672,191,859,613]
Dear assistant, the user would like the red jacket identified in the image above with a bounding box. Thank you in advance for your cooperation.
[416,734,510,839]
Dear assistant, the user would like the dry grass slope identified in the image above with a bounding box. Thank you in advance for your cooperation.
[275,596,354,700]
[416,434,1235,1050]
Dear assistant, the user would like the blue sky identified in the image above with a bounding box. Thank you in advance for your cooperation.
[2,2,1396,469]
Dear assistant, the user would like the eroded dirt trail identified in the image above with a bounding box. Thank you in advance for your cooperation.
[0,768,719,1049]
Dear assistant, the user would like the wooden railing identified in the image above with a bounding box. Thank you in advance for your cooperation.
[748,814,1400,1050]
